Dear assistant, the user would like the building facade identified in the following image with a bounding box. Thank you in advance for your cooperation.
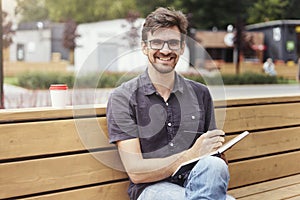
[246,20,300,63]
[9,21,69,62]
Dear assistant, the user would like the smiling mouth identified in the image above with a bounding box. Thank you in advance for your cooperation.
[158,57,172,61]
[156,54,176,62]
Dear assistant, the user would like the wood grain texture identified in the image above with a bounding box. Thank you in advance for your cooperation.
[23,181,130,200]
[228,174,300,200]
[1,96,300,199]
[0,105,106,122]
[0,117,111,160]
[0,151,127,199]
[228,151,300,188]
[216,102,300,132]
[225,127,300,160]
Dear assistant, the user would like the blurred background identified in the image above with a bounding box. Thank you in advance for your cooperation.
[1,0,300,108]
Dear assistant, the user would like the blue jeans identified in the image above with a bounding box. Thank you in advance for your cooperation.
[137,156,235,200]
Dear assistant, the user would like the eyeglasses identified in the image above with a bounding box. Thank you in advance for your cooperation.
[145,39,182,50]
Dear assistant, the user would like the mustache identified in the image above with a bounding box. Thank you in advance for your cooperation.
[155,52,177,58]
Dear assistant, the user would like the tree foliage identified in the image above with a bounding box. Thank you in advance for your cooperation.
[44,0,137,23]
[15,0,49,22]
[247,0,289,24]
[282,0,300,19]
[15,0,300,28]
[135,0,180,18]
[2,11,15,48]
[176,0,254,30]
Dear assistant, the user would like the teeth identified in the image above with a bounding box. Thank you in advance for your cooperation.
[159,57,171,61]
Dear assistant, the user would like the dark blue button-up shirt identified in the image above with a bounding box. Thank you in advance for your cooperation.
[107,70,216,200]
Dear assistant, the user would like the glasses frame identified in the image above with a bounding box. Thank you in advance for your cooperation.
[145,39,183,51]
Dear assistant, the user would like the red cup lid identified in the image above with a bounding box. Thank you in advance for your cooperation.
[49,84,68,90]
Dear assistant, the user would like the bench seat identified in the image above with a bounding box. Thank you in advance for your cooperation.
[0,95,299,199]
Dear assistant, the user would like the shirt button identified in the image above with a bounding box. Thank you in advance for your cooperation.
[167,122,172,127]
[191,115,195,120]
[169,142,174,147]
[166,102,169,106]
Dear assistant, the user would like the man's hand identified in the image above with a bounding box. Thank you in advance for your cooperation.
[186,130,225,159]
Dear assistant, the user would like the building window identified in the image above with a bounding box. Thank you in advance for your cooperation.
[17,44,25,61]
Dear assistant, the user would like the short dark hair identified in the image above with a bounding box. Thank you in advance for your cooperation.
[141,7,188,41]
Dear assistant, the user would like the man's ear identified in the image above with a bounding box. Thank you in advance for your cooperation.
[141,41,148,55]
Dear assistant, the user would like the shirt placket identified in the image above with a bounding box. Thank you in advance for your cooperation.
[165,99,176,151]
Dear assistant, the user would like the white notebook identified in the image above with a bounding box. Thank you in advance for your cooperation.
[172,131,250,177]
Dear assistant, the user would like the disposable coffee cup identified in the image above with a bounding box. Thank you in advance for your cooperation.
[49,84,68,108]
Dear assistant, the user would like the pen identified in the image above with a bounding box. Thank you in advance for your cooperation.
[183,130,204,134]
[183,130,225,137]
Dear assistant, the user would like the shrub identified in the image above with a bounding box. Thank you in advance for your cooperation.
[183,71,289,85]
[18,72,74,89]
[16,71,290,90]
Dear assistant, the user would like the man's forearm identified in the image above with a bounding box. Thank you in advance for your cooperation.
[121,150,187,184]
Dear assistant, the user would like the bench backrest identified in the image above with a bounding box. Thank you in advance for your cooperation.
[216,96,300,188]
[1,95,300,199]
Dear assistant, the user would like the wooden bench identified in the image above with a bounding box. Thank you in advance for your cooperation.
[0,95,300,199]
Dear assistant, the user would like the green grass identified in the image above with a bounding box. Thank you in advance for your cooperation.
[4,77,18,86]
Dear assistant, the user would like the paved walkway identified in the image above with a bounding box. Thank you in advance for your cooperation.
[211,84,300,100]
[3,84,300,109]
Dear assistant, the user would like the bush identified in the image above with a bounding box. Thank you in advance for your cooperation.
[17,71,138,89]
[184,71,289,85]
[18,72,74,89]
[16,71,290,90]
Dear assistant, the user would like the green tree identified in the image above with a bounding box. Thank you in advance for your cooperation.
[15,0,49,22]
[135,0,180,18]
[45,0,137,23]
[282,0,300,19]
[177,0,254,30]
[247,0,289,24]
[16,0,137,23]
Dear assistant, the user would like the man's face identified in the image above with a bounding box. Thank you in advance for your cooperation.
[142,26,185,74]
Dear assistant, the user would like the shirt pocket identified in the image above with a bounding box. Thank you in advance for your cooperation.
[180,109,205,134]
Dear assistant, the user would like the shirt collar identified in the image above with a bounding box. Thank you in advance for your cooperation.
[140,69,184,96]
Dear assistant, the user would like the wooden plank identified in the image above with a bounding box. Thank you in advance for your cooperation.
[228,174,300,199]
[0,105,106,122]
[1,95,300,122]
[225,127,300,160]
[214,95,300,107]
[216,102,300,133]
[235,182,300,200]
[0,151,127,199]
[23,181,130,200]
[0,117,111,160]
[228,151,300,189]
[285,195,300,200]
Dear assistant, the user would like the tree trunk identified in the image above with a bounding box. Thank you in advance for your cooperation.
[69,49,74,65]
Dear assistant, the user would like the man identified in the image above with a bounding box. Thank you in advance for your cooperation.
[107,7,233,200]
[263,58,277,76]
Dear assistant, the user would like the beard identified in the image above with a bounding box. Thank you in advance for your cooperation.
[149,52,178,74]
[151,63,174,74]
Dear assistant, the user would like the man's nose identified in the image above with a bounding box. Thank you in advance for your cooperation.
[160,42,171,53]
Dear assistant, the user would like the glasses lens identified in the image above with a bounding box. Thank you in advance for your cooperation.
[149,39,181,50]
[149,39,164,50]
[168,39,181,50]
